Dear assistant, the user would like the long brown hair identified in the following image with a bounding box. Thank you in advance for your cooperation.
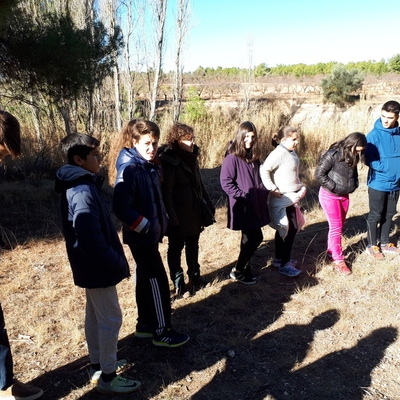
[108,119,160,184]
[227,121,260,162]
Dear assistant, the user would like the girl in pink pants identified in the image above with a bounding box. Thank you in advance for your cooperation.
[315,132,367,275]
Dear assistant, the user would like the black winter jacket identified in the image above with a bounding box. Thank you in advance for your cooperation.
[315,149,359,196]
[159,144,214,237]
[55,165,130,288]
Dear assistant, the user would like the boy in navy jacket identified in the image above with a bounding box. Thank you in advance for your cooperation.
[55,133,140,394]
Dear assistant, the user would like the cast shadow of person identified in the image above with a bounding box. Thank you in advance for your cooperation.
[191,310,397,400]
[190,309,340,399]
[268,326,397,400]
[124,252,320,398]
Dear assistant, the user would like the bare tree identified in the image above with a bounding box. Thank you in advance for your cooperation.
[148,0,167,121]
[98,0,122,131]
[172,0,190,122]
[241,37,255,114]
[120,0,147,120]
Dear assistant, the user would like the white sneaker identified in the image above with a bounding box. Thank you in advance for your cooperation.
[97,375,141,394]
[90,359,128,383]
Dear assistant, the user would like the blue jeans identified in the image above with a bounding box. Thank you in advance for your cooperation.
[0,302,13,390]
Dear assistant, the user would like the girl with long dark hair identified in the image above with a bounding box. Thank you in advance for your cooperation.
[315,132,367,274]
[220,121,270,284]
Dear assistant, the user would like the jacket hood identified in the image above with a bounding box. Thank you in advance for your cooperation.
[374,118,400,135]
[115,147,161,185]
[55,165,100,193]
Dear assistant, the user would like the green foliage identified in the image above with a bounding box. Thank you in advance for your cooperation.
[187,60,390,79]
[389,54,400,73]
[321,64,364,107]
[254,63,270,78]
[0,12,123,101]
[183,87,208,122]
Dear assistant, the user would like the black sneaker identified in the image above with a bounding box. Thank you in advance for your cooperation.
[244,265,256,282]
[230,269,256,285]
[134,324,153,338]
[152,328,190,348]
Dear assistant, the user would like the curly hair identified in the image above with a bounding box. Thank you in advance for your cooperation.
[165,122,194,146]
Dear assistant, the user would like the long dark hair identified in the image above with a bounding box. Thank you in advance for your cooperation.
[329,132,367,168]
[227,121,260,162]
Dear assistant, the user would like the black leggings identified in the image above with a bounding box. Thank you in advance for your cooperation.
[235,228,263,272]
[275,205,298,266]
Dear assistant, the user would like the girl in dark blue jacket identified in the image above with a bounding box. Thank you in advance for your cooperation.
[112,120,189,348]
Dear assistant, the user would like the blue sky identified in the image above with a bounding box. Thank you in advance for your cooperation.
[164,0,399,71]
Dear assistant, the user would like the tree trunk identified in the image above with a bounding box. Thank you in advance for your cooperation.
[149,0,167,121]
[173,0,190,122]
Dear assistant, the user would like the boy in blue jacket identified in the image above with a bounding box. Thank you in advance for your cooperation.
[55,133,141,394]
[365,101,400,258]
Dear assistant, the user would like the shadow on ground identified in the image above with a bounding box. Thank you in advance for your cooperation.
[25,211,397,400]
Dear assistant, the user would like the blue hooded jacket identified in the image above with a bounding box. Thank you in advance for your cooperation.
[112,148,167,246]
[365,118,400,192]
[55,165,130,288]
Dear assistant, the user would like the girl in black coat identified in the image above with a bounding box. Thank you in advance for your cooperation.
[159,122,215,295]
[315,132,366,275]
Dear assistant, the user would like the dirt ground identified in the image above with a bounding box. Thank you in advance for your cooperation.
[1,170,400,400]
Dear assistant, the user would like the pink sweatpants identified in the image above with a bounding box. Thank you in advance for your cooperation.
[318,187,350,261]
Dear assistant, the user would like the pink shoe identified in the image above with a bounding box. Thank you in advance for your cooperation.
[333,260,351,275]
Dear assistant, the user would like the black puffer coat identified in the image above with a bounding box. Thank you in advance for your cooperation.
[315,149,359,196]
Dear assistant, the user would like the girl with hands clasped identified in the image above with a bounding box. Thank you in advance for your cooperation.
[315,132,367,275]
[260,126,306,277]
[220,121,270,285]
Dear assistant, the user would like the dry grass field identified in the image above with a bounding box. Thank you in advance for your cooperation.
[1,164,400,399]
